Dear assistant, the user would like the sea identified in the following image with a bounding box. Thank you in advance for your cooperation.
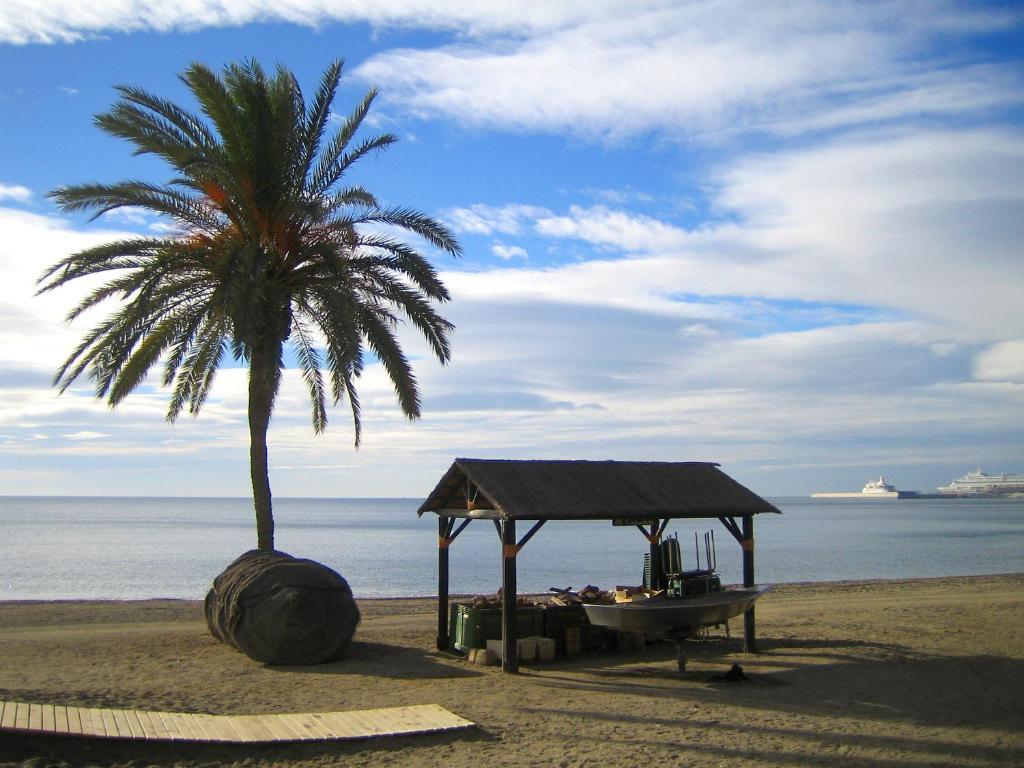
[1,496,1022,601]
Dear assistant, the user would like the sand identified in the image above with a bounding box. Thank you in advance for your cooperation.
[0,574,1021,767]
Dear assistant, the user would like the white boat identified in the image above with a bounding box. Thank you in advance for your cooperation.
[861,476,898,494]
[582,587,771,672]
[811,475,908,499]
[582,587,769,634]
[938,469,1024,497]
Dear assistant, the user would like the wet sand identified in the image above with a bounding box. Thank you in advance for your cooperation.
[0,574,1021,767]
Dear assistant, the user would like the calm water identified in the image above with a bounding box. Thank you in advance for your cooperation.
[1,496,1021,600]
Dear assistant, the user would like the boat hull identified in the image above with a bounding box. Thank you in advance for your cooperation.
[582,587,769,635]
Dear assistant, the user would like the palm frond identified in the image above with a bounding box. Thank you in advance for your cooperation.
[301,60,343,182]
[311,132,397,198]
[291,317,327,433]
[111,85,219,151]
[48,182,220,230]
[308,87,385,195]
[346,206,462,256]
[357,303,420,420]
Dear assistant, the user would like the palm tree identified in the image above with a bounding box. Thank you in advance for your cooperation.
[39,59,460,552]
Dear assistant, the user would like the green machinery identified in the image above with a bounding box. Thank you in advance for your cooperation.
[644,531,721,597]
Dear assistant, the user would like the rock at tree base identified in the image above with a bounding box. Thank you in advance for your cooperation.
[205,550,360,665]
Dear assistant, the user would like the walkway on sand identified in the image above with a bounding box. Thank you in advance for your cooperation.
[0,700,473,743]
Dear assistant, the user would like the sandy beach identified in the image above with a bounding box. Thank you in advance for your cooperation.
[0,574,1021,767]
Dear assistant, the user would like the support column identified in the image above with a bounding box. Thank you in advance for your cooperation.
[501,518,518,673]
[648,523,663,590]
[437,516,450,651]
[742,515,756,652]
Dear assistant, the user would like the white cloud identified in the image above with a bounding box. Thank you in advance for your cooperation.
[62,430,109,440]
[3,2,1017,144]
[355,2,1021,140]
[446,127,1024,342]
[491,243,527,260]
[444,203,549,235]
[0,183,31,202]
[974,340,1024,383]
[0,206,140,373]
[0,0,600,45]
[535,205,694,252]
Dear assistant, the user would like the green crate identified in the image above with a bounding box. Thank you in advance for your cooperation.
[449,603,544,652]
[667,575,722,597]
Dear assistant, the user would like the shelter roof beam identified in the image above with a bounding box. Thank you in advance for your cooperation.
[718,516,744,543]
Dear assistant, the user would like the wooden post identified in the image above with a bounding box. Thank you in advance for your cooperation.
[648,525,663,590]
[501,518,518,673]
[437,516,450,651]
[742,514,756,652]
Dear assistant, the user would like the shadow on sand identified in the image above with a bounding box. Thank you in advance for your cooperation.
[520,633,1022,767]
[266,640,479,680]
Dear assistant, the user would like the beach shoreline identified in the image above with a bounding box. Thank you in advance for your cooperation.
[1,574,1021,767]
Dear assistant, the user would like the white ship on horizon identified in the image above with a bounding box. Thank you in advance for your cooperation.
[938,469,1024,497]
[811,476,907,499]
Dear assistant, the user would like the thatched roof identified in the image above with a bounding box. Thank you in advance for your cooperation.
[417,459,781,521]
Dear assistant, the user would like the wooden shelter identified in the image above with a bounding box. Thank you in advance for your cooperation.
[418,459,781,672]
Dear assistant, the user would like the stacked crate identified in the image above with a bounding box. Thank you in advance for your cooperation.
[542,603,608,653]
[448,603,544,652]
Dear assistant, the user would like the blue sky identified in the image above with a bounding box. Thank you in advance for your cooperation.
[0,1,1021,498]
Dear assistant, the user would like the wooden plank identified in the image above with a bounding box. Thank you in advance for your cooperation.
[377,707,421,735]
[155,710,184,740]
[191,713,224,742]
[111,709,134,739]
[268,714,311,741]
[123,709,146,739]
[224,716,266,745]
[247,715,288,742]
[226,714,276,743]
[314,711,358,739]
[40,704,55,733]
[147,710,173,740]
[14,702,30,731]
[173,713,208,741]
[317,712,360,738]
[79,706,104,737]
[217,714,256,743]
[197,714,237,742]
[54,705,69,735]
[253,712,294,741]
[0,701,13,730]
[134,710,160,739]
[28,704,43,731]
[98,708,118,738]
[345,708,386,736]
[422,703,468,727]
[197,714,232,742]
[297,712,335,739]
[276,714,320,740]
[65,705,83,736]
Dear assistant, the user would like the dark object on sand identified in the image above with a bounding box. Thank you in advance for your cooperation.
[710,663,748,682]
[205,550,360,665]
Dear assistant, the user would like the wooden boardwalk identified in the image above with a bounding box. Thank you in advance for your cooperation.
[0,700,473,743]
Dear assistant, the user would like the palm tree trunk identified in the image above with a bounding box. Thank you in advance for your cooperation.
[249,346,278,551]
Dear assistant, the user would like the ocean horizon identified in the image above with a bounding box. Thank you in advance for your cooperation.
[2,495,1022,601]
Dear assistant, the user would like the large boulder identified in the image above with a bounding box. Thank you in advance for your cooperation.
[205,550,360,665]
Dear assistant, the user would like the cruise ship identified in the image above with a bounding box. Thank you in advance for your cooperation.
[811,476,911,499]
[937,469,1024,497]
